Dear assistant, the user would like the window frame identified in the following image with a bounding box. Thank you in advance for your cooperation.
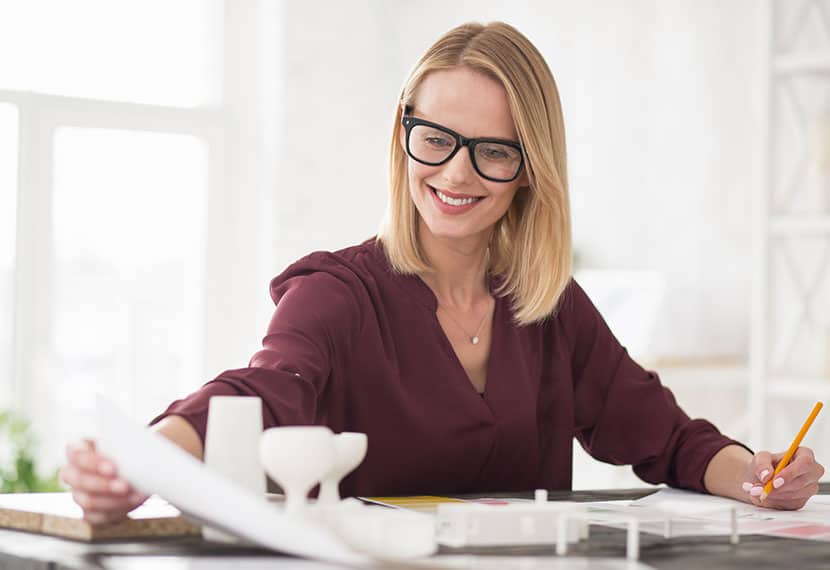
[0,90,224,415]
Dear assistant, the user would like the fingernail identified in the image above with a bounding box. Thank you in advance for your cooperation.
[742,482,753,492]
[98,461,115,476]
[750,486,764,496]
[759,469,770,482]
[773,477,785,489]
[109,479,128,494]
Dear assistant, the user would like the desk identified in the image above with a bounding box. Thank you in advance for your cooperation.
[0,486,828,570]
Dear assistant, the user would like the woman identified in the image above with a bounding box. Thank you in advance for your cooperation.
[62,21,823,524]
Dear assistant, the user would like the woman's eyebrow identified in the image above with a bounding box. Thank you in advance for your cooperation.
[412,114,520,143]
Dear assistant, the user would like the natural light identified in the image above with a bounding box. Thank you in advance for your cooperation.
[0,0,220,107]
[48,127,208,441]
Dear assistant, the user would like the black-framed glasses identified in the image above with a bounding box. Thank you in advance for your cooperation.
[401,110,525,183]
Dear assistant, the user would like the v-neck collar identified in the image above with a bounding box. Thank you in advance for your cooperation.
[370,241,504,311]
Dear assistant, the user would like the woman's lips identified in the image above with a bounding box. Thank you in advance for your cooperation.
[428,185,484,214]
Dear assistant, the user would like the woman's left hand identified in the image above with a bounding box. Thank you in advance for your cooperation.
[742,447,824,510]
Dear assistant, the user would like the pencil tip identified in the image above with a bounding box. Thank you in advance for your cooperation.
[759,492,768,502]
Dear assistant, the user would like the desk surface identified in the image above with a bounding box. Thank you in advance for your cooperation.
[1,486,828,570]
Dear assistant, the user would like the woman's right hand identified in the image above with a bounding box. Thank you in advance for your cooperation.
[60,439,148,525]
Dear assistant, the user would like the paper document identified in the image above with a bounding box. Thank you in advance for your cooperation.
[625,488,830,540]
[632,487,830,520]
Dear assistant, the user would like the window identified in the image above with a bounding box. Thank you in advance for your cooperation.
[0,0,227,468]
[50,128,207,431]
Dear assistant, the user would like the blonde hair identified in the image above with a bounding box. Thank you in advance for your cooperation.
[377,21,572,325]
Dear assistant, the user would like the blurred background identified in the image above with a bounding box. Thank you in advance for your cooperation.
[0,0,828,490]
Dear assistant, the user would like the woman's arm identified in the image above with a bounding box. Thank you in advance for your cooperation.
[151,415,204,460]
[702,444,753,501]
[566,280,742,492]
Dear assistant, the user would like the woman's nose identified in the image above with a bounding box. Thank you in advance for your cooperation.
[440,146,476,186]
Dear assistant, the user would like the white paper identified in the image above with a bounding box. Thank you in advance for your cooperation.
[620,488,830,538]
[94,395,371,567]
[632,488,830,522]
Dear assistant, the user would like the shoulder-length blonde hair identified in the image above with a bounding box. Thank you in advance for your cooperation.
[377,21,572,325]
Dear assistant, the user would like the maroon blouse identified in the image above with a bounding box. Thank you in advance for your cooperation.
[152,239,740,497]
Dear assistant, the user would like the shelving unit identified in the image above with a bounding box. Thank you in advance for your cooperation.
[751,0,830,459]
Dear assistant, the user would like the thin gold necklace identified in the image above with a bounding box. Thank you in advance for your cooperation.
[439,300,492,345]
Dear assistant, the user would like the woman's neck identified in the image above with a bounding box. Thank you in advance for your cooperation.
[418,222,492,309]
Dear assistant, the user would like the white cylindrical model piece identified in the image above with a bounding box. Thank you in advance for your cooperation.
[202,396,266,542]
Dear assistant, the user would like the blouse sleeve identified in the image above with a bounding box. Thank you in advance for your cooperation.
[564,279,746,492]
[150,254,364,445]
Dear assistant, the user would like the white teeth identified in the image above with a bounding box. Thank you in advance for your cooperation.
[435,189,479,206]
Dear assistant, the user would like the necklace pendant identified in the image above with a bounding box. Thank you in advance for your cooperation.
[471,336,480,345]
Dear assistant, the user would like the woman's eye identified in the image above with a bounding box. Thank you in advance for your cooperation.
[424,136,453,148]
[479,146,511,161]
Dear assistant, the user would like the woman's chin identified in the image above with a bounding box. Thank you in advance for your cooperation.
[420,220,490,244]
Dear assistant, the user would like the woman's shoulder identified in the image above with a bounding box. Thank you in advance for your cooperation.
[532,277,593,336]
[268,237,389,300]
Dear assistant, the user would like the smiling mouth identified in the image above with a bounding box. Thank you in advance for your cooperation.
[429,185,484,207]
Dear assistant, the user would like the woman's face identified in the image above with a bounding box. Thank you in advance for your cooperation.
[402,67,527,246]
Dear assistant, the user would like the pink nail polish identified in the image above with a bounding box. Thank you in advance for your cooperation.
[742,482,753,492]
[759,469,770,481]
[750,486,764,496]
[773,477,785,489]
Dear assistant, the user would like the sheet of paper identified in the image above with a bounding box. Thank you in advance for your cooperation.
[632,487,830,521]
[622,487,830,539]
[94,396,371,567]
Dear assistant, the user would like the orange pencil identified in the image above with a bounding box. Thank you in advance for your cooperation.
[759,401,823,501]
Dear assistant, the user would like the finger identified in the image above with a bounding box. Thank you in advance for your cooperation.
[769,473,810,497]
[771,456,823,491]
[61,465,132,496]
[758,469,804,499]
[755,485,799,510]
[83,509,130,526]
[73,490,144,514]
[775,463,811,484]
[68,446,118,478]
[62,466,108,494]
[770,472,819,497]
[768,447,814,483]
[764,483,818,511]
[748,484,765,498]
[65,440,93,464]
[748,492,768,508]
[791,447,815,463]
[753,451,774,483]
[762,476,818,509]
